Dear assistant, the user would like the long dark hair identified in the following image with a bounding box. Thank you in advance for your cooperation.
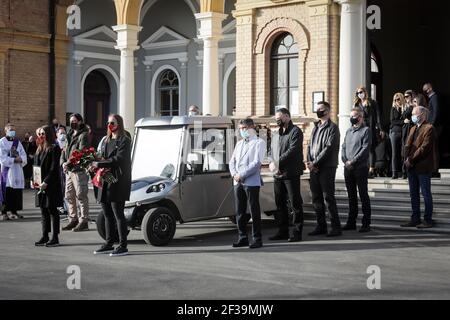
[36,125,55,154]
[107,114,125,141]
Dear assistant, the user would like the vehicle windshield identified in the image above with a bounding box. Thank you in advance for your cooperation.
[132,127,184,181]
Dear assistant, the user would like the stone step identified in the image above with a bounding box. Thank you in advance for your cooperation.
[334,195,450,209]
[335,179,450,192]
[302,219,450,235]
[304,203,450,216]
[334,188,450,200]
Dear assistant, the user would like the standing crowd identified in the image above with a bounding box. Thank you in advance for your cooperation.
[229,83,440,248]
[0,82,441,253]
[0,114,132,257]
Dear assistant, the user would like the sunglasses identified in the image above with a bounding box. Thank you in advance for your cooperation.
[37,132,45,136]
[107,122,117,126]
[357,91,364,95]
[395,98,401,101]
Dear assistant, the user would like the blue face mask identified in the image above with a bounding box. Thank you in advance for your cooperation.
[240,129,250,140]
[6,130,16,138]
[412,115,420,124]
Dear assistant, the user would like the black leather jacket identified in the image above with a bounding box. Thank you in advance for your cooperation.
[307,120,340,169]
[276,121,304,178]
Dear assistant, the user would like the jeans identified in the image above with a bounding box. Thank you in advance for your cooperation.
[101,201,127,248]
[234,185,262,243]
[344,166,372,227]
[310,167,341,230]
[390,131,403,175]
[408,170,433,224]
[274,176,304,235]
[41,207,60,236]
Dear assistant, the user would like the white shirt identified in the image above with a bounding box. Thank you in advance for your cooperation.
[0,137,27,189]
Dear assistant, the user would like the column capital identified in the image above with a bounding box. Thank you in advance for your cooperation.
[334,0,366,13]
[112,24,143,51]
[195,12,228,41]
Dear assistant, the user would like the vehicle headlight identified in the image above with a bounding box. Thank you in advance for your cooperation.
[146,183,166,194]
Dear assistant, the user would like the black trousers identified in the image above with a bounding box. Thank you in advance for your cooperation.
[274,176,304,235]
[234,185,262,243]
[101,201,127,248]
[41,207,60,236]
[310,167,341,230]
[390,130,403,174]
[344,167,372,227]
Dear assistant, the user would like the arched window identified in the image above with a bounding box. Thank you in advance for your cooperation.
[158,69,179,116]
[271,33,299,115]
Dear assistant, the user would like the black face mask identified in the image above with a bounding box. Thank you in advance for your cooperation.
[350,117,360,126]
[71,122,79,130]
[276,119,284,127]
[317,110,327,119]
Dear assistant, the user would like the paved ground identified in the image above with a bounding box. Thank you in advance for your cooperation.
[1,190,450,300]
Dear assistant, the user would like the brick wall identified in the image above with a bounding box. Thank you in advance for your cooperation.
[7,50,49,136]
[10,0,49,33]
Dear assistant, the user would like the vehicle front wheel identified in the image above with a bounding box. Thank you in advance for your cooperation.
[141,207,177,246]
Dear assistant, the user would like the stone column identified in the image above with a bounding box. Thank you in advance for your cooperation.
[195,12,227,116]
[72,56,84,115]
[112,24,142,132]
[336,0,367,175]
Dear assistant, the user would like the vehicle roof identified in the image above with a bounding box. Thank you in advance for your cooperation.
[135,116,234,127]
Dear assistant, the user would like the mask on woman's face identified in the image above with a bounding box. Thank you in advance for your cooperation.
[358,93,366,100]
[70,122,78,130]
[58,134,66,141]
[108,124,118,133]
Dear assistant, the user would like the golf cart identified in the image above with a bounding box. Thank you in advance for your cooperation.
[96,116,283,246]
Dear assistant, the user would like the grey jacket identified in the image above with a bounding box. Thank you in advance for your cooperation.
[307,120,340,169]
[341,125,372,169]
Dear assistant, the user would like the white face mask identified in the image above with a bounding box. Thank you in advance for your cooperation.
[358,93,366,100]
[189,111,198,117]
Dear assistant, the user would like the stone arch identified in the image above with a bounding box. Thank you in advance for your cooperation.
[139,0,199,24]
[114,0,145,25]
[253,17,310,55]
[253,17,310,116]
[200,0,225,13]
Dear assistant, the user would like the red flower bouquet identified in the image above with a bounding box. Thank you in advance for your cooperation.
[67,147,118,187]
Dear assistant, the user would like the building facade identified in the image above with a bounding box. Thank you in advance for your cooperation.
[1,0,449,167]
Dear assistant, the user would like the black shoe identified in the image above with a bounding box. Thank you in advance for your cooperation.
[232,239,249,248]
[249,242,263,249]
[417,222,433,229]
[288,232,302,242]
[110,246,128,257]
[392,172,399,180]
[46,238,60,247]
[268,233,289,241]
[94,244,115,255]
[401,221,421,228]
[402,173,408,179]
[35,236,49,247]
[308,227,328,236]
[342,224,357,231]
[359,226,371,233]
[326,229,343,237]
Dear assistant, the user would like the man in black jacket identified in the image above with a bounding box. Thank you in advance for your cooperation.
[269,108,304,242]
[307,102,342,237]
[423,83,441,175]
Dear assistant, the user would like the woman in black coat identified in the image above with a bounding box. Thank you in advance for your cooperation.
[92,114,132,257]
[354,86,382,177]
[389,93,406,179]
[33,125,63,247]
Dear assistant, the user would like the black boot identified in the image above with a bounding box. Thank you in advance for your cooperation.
[288,226,303,242]
[308,225,328,236]
[46,235,60,247]
[35,235,49,247]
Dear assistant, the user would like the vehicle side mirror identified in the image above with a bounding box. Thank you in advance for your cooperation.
[185,153,201,176]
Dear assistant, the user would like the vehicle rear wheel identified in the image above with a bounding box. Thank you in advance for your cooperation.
[141,207,176,246]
